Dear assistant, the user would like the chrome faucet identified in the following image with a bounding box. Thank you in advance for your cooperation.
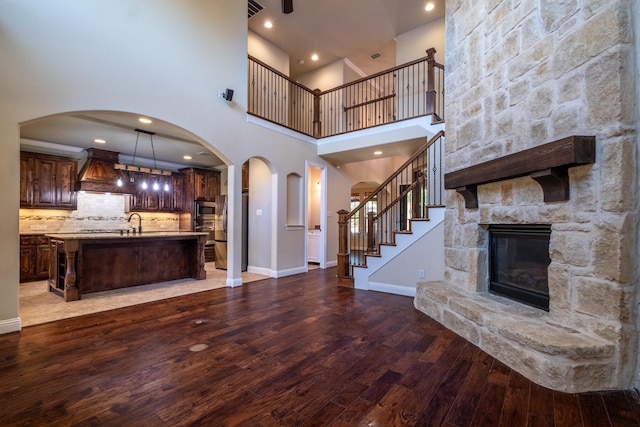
[127,213,142,234]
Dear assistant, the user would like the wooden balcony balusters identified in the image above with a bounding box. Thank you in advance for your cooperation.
[248,48,444,138]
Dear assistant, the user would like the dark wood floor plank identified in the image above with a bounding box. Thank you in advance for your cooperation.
[498,369,531,427]
[580,392,613,427]
[554,392,584,427]
[414,343,479,426]
[0,267,634,426]
[602,390,640,426]
[328,397,376,427]
[528,381,556,426]
[624,390,640,424]
[468,359,511,427]
[444,348,494,426]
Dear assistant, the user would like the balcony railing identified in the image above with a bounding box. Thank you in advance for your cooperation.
[248,48,444,138]
[337,131,445,278]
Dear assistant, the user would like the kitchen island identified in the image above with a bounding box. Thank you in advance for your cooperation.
[46,232,208,301]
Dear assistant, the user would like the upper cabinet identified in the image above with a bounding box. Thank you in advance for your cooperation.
[180,168,220,207]
[20,151,77,210]
[125,172,186,213]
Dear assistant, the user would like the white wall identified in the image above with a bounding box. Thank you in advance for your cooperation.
[0,0,346,330]
[370,220,444,291]
[247,157,272,271]
[248,30,290,75]
[395,18,446,65]
[295,59,346,91]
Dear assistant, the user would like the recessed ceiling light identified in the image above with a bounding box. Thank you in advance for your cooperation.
[183,155,192,160]
[264,20,273,28]
[311,54,319,61]
[94,138,106,144]
[425,2,435,11]
[374,150,383,155]
[138,117,152,124]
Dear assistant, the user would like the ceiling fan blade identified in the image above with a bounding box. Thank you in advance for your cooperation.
[282,0,293,14]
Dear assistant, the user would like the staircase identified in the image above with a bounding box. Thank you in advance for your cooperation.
[337,131,446,294]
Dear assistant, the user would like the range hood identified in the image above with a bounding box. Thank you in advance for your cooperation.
[76,148,133,194]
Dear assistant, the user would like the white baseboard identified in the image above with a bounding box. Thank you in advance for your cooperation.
[0,317,22,334]
[226,277,243,287]
[325,260,337,268]
[247,265,272,277]
[369,281,416,297]
[274,266,307,278]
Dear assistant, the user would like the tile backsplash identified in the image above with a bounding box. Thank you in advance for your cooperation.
[20,192,181,234]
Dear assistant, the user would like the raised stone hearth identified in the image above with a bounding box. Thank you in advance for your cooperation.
[415,281,616,392]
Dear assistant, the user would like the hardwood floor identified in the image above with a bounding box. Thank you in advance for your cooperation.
[1,267,639,426]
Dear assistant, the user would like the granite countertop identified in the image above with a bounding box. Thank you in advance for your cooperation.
[44,231,208,240]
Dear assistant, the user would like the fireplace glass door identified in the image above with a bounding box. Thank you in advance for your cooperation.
[489,225,551,311]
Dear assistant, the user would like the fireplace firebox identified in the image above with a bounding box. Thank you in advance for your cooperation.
[488,225,551,311]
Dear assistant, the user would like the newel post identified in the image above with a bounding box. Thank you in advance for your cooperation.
[425,47,436,117]
[337,209,350,277]
[313,88,322,138]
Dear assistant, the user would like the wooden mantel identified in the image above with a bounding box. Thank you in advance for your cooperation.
[444,135,595,208]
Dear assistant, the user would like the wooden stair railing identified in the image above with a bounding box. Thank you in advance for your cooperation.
[337,131,445,279]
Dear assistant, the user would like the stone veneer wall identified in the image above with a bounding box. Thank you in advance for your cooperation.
[19,192,181,234]
[414,0,639,392]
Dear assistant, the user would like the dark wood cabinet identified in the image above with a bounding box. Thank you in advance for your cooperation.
[20,235,50,282]
[179,168,220,211]
[56,159,78,209]
[193,169,220,201]
[20,152,77,210]
[171,173,186,212]
[126,172,184,212]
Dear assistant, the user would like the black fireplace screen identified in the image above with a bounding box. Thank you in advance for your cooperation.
[489,224,551,311]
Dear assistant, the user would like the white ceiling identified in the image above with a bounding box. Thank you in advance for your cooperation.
[248,0,445,77]
[20,1,446,169]
[20,112,224,170]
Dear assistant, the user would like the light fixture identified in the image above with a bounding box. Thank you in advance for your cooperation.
[114,129,173,191]
[138,117,152,124]
[311,54,319,61]
[94,138,106,144]
[264,20,273,28]
[374,150,383,155]
[425,2,435,11]
[183,155,192,160]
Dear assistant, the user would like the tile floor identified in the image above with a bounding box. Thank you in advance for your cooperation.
[19,262,269,327]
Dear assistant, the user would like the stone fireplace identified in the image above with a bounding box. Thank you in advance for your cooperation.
[414,0,639,393]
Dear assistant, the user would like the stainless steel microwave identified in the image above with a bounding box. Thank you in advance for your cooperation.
[195,201,216,216]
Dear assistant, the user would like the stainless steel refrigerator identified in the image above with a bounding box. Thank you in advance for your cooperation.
[214,195,227,269]
[213,194,248,271]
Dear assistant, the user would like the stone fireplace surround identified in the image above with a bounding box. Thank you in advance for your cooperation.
[414,136,632,393]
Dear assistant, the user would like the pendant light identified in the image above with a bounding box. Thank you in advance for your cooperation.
[114,128,173,191]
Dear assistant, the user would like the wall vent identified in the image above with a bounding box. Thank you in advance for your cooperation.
[248,0,264,18]
[370,52,382,60]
